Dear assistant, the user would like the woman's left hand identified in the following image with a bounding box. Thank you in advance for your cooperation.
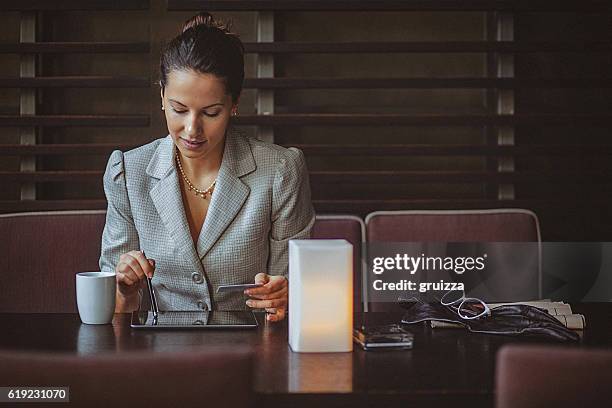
[245,273,288,322]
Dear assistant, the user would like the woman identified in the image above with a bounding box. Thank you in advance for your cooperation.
[99,12,315,322]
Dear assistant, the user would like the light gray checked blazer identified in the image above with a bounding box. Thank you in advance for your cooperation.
[99,130,315,311]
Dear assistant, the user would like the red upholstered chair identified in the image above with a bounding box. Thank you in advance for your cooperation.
[0,348,253,408]
[365,209,542,311]
[0,211,107,312]
[496,345,612,408]
[366,209,541,242]
[312,215,366,313]
[0,211,368,314]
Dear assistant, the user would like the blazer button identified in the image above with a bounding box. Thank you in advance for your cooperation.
[197,301,208,311]
[191,272,204,284]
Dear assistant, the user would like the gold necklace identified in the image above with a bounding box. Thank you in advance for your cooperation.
[175,152,216,199]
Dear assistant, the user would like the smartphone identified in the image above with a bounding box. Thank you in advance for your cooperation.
[216,283,264,293]
[353,324,414,351]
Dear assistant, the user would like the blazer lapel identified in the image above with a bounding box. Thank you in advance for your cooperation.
[196,130,256,260]
[147,136,201,265]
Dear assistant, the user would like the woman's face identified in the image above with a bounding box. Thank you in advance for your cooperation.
[161,69,237,162]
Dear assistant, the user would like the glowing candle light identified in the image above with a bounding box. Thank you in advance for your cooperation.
[288,240,353,353]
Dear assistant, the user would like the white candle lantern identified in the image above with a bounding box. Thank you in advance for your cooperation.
[288,239,353,353]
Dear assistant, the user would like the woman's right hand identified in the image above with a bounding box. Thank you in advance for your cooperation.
[115,250,155,299]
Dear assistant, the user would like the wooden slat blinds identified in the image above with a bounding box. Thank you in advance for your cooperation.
[244,78,612,89]
[0,76,150,88]
[1,0,610,239]
[242,41,612,53]
[1,1,150,11]
[0,42,150,53]
[167,0,612,12]
[0,115,150,126]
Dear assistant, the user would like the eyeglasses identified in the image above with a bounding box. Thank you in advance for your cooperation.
[440,290,491,320]
[398,289,491,320]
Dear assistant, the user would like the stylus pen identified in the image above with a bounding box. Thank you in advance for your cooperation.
[142,251,159,321]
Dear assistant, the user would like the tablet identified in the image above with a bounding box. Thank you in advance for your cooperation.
[130,311,258,329]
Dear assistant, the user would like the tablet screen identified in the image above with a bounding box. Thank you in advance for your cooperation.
[130,311,258,329]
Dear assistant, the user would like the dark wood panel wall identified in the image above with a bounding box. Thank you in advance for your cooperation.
[1,0,611,240]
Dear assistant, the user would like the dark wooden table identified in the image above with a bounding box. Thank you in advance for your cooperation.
[1,304,611,408]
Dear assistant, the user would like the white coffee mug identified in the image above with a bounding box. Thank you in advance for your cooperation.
[76,272,116,324]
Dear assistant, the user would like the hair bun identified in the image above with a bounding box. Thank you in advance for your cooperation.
[182,11,232,34]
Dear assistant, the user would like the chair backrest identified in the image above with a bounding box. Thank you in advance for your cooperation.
[312,215,365,313]
[364,209,542,311]
[0,211,107,312]
[496,345,612,408]
[0,211,368,313]
[366,209,541,242]
[0,348,253,408]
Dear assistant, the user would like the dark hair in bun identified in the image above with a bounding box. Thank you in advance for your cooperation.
[159,12,244,102]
